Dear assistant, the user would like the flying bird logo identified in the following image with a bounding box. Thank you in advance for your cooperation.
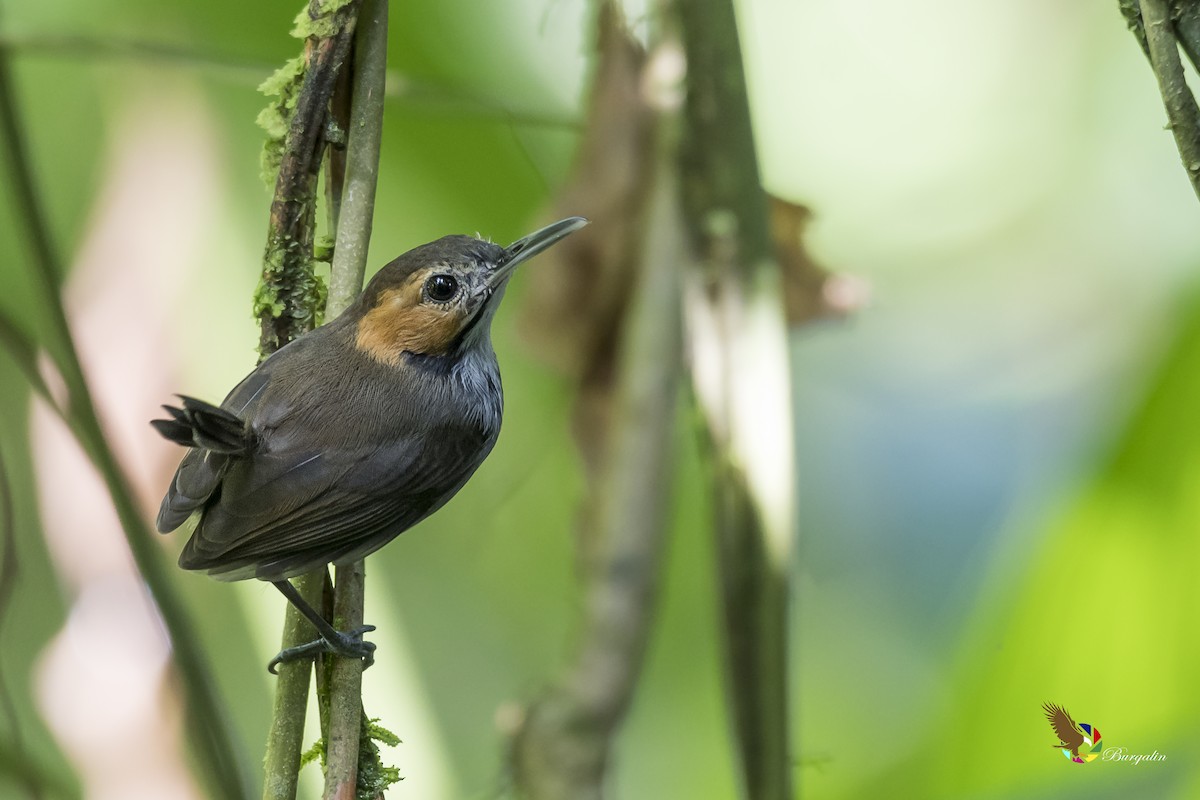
[1043,702,1102,763]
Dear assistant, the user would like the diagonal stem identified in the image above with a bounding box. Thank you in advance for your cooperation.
[0,31,253,800]
[0,31,254,800]
[1137,0,1200,200]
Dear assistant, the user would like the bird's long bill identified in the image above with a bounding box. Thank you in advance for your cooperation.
[490,216,589,288]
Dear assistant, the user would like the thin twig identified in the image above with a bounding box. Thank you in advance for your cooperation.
[1138,0,1200,200]
[327,0,386,319]
[0,35,253,800]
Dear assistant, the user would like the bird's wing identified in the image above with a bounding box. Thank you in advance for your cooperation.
[1042,703,1085,749]
[159,327,494,580]
[157,448,231,532]
[155,367,274,532]
[179,423,490,580]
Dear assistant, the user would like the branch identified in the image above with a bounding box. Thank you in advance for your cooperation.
[1122,0,1200,79]
[513,162,683,799]
[259,0,388,796]
[263,571,326,800]
[511,6,681,796]
[256,0,361,357]
[258,3,362,799]
[0,35,254,800]
[677,0,795,796]
[322,562,367,800]
[327,0,386,320]
[323,1,387,795]
[1172,1,1200,74]
[1134,0,1200,200]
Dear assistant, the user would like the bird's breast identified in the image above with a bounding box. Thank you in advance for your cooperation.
[445,347,503,438]
[245,329,504,454]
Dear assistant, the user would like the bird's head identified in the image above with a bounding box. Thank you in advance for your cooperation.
[353,217,587,366]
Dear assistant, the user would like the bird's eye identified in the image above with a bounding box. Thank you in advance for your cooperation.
[425,274,459,303]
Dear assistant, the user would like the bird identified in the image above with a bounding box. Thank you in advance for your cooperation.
[152,217,588,671]
[1042,702,1086,761]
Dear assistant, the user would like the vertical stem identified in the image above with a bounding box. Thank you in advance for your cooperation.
[257,0,361,357]
[323,0,388,796]
[510,6,680,796]
[677,0,795,797]
[327,0,387,319]
[323,563,367,799]
[260,3,362,798]
[513,161,683,799]
[263,571,325,800]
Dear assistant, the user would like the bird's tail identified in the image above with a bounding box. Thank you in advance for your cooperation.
[151,396,252,456]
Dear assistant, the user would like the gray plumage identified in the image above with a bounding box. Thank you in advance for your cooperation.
[154,222,587,583]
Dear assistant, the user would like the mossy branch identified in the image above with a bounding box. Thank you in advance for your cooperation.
[260,1,392,797]
[255,0,361,358]
[322,0,390,795]
[258,3,360,799]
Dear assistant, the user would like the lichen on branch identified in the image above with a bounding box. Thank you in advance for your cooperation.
[253,0,360,359]
[257,56,306,186]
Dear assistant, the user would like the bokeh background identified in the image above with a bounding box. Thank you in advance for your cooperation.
[1,1,1198,798]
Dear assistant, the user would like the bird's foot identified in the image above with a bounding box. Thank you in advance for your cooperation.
[267,624,377,674]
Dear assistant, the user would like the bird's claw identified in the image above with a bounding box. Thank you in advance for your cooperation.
[268,624,377,674]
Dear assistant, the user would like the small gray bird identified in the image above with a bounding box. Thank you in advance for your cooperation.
[153,217,587,670]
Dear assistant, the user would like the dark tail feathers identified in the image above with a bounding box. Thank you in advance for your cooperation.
[152,395,252,456]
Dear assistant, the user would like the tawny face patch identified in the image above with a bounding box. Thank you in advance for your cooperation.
[355,268,477,365]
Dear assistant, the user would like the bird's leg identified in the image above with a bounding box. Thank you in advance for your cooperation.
[267,579,376,674]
